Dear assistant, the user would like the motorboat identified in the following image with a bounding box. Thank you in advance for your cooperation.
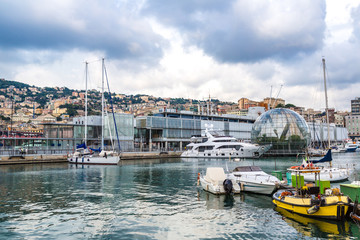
[232,166,281,195]
[330,145,346,153]
[182,128,270,159]
[345,142,358,152]
[273,168,350,220]
[289,149,352,182]
[198,167,240,195]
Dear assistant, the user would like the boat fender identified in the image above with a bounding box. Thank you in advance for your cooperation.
[332,188,340,196]
[223,179,233,194]
[240,182,244,191]
[281,191,293,198]
[307,205,320,214]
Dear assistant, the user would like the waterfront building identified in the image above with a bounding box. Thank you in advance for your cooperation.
[0,107,350,156]
[344,97,360,140]
[351,97,360,115]
[345,115,360,140]
[263,97,285,109]
[135,107,264,151]
[251,108,310,156]
[251,108,348,156]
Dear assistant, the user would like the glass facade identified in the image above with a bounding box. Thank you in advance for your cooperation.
[103,113,134,151]
[135,114,256,151]
[251,108,310,155]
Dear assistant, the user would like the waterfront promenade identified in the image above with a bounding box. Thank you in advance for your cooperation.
[0,151,182,165]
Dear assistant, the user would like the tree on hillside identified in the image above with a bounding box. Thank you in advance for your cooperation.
[285,103,296,108]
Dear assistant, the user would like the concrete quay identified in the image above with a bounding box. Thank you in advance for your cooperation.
[0,151,182,165]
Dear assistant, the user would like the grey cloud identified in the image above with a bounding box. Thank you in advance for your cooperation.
[142,0,326,63]
[0,1,165,64]
[351,5,360,41]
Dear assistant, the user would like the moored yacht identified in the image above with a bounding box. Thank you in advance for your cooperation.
[181,129,270,159]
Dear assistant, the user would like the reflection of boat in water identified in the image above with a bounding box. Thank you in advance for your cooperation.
[275,206,350,236]
[198,190,237,210]
[199,167,240,195]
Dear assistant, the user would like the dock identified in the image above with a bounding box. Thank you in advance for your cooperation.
[0,151,182,165]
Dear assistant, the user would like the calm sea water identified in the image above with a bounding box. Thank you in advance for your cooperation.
[1,152,360,239]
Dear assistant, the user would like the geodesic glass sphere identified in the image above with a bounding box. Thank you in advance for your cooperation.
[251,108,310,155]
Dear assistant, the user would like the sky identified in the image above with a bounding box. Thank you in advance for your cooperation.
[0,0,360,112]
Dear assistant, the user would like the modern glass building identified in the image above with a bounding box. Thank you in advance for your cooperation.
[43,113,134,152]
[251,108,311,156]
[135,109,259,151]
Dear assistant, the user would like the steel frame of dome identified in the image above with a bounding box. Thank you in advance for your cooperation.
[251,108,310,156]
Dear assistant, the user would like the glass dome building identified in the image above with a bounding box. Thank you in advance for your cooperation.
[251,108,310,156]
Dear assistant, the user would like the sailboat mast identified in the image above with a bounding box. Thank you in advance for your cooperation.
[322,58,330,149]
[84,61,88,146]
[101,58,105,150]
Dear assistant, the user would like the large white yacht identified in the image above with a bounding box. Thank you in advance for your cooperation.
[181,128,270,159]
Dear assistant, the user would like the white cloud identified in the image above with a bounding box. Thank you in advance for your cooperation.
[0,0,359,112]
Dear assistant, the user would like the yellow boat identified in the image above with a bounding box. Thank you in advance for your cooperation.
[272,168,350,220]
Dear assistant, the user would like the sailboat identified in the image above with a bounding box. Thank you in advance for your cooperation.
[68,59,120,165]
[289,58,352,182]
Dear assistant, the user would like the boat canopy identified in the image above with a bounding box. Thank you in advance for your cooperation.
[310,149,332,164]
[90,147,101,152]
[233,166,262,172]
[76,143,87,149]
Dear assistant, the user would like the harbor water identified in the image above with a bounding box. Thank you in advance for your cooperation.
[1,152,360,239]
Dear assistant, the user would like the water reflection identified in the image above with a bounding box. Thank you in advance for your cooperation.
[275,206,352,238]
[197,190,236,209]
[1,152,360,239]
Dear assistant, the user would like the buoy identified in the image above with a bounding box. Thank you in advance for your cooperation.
[197,173,200,186]
[307,205,320,214]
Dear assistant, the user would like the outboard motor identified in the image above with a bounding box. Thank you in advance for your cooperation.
[223,179,233,194]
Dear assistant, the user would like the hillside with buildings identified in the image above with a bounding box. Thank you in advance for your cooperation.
[0,78,358,140]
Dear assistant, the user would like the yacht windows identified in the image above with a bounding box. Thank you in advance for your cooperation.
[217,145,242,150]
[187,146,193,150]
[201,138,208,143]
[198,146,214,152]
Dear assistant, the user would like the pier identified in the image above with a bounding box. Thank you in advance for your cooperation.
[0,151,182,165]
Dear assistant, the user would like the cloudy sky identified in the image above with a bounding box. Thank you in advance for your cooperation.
[0,0,359,111]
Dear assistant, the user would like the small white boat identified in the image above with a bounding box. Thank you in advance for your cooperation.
[345,143,358,152]
[199,167,240,195]
[68,149,119,165]
[232,166,280,195]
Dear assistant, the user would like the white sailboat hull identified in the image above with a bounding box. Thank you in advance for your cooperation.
[300,168,350,182]
[68,155,119,165]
